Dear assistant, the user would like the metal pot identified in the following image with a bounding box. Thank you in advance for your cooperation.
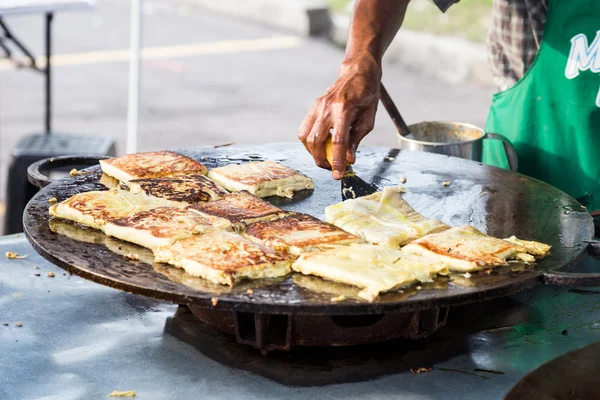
[398,121,518,172]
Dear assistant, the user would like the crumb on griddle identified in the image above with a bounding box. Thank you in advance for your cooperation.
[108,390,136,397]
[124,253,140,261]
[47,272,55,278]
[34,265,40,269]
[5,252,28,259]
[442,181,451,187]
[48,197,58,204]
[211,298,219,306]
[410,367,432,374]
[416,286,422,290]
[385,156,396,161]
[331,295,346,302]
[34,273,40,277]
[464,272,472,279]
[2,323,8,326]
[400,177,407,184]
[246,289,254,295]
[69,168,90,176]
[15,322,23,327]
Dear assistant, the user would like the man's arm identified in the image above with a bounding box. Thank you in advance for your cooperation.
[298,0,410,179]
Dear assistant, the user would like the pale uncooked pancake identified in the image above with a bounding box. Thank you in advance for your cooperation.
[292,243,449,301]
[325,187,449,248]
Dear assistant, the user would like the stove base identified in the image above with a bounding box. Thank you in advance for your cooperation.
[186,304,449,354]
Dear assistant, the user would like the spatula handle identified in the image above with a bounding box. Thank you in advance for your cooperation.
[380,83,411,137]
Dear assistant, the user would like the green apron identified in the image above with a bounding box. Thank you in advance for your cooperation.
[484,0,600,210]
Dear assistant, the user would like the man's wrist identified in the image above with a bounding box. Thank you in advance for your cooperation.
[339,52,383,78]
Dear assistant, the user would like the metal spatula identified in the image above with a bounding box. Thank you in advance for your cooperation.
[327,83,410,200]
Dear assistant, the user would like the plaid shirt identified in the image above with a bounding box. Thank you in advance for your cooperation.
[432,0,548,90]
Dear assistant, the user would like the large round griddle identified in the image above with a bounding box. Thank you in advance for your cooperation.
[23,144,600,315]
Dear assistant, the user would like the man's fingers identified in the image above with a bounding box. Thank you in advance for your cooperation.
[306,118,331,170]
[331,113,352,180]
[347,106,377,164]
[298,104,317,143]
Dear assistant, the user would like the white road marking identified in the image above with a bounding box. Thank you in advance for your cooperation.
[0,36,303,71]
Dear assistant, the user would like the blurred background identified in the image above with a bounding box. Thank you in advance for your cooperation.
[0,0,494,233]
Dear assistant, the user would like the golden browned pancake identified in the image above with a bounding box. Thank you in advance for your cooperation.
[49,189,169,230]
[325,187,449,248]
[127,175,228,206]
[153,231,294,286]
[245,214,359,255]
[207,160,314,198]
[292,243,449,301]
[99,151,207,184]
[188,190,289,230]
[402,225,550,272]
[104,207,231,249]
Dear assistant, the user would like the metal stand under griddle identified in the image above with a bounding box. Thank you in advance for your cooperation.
[187,305,449,354]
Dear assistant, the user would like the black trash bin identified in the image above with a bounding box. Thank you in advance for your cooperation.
[4,133,115,234]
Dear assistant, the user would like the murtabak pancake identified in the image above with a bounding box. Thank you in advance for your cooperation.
[292,243,449,301]
[153,231,294,286]
[245,213,359,255]
[49,189,170,231]
[188,190,289,231]
[126,175,228,206]
[104,207,231,249]
[207,160,314,198]
[402,225,551,272]
[325,187,449,248]
[99,151,207,184]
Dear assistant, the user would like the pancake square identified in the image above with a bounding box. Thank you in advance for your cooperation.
[245,213,359,255]
[100,151,207,184]
[153,231,294,286]
[207,160,314,198]
[104,207,231,249]
[49,189,169,231]
[325,187,449,248]
[402,225,551,272]
[127,174,228,206]
[188,190,289,230]
[292,243,449,301]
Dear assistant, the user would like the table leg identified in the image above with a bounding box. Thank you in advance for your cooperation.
[45,12,54,134]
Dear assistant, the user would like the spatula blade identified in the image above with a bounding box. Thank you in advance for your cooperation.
[340,167,378,201]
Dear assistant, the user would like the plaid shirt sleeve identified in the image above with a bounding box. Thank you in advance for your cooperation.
[431,0,461,13]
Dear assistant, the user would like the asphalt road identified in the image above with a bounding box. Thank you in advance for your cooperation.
[0,0,494,230]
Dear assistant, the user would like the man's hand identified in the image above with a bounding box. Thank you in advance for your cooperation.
[298,58,381,179]
[297,0,410,179]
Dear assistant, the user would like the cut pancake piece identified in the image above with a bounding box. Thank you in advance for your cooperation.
[188,190,289,230]
[245,214,359,255]
[292,244,449,301]
[325,187,449,248]
[503,236,551,257]
[104,207,231,249]
[153,231,294,286]
[207,160,314,198]
[100,151,207,184]
[49,189,167,231]
[402,225,549,272]
[127,175,228,206]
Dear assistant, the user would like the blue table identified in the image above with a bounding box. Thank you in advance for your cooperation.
[2,234,600,399]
